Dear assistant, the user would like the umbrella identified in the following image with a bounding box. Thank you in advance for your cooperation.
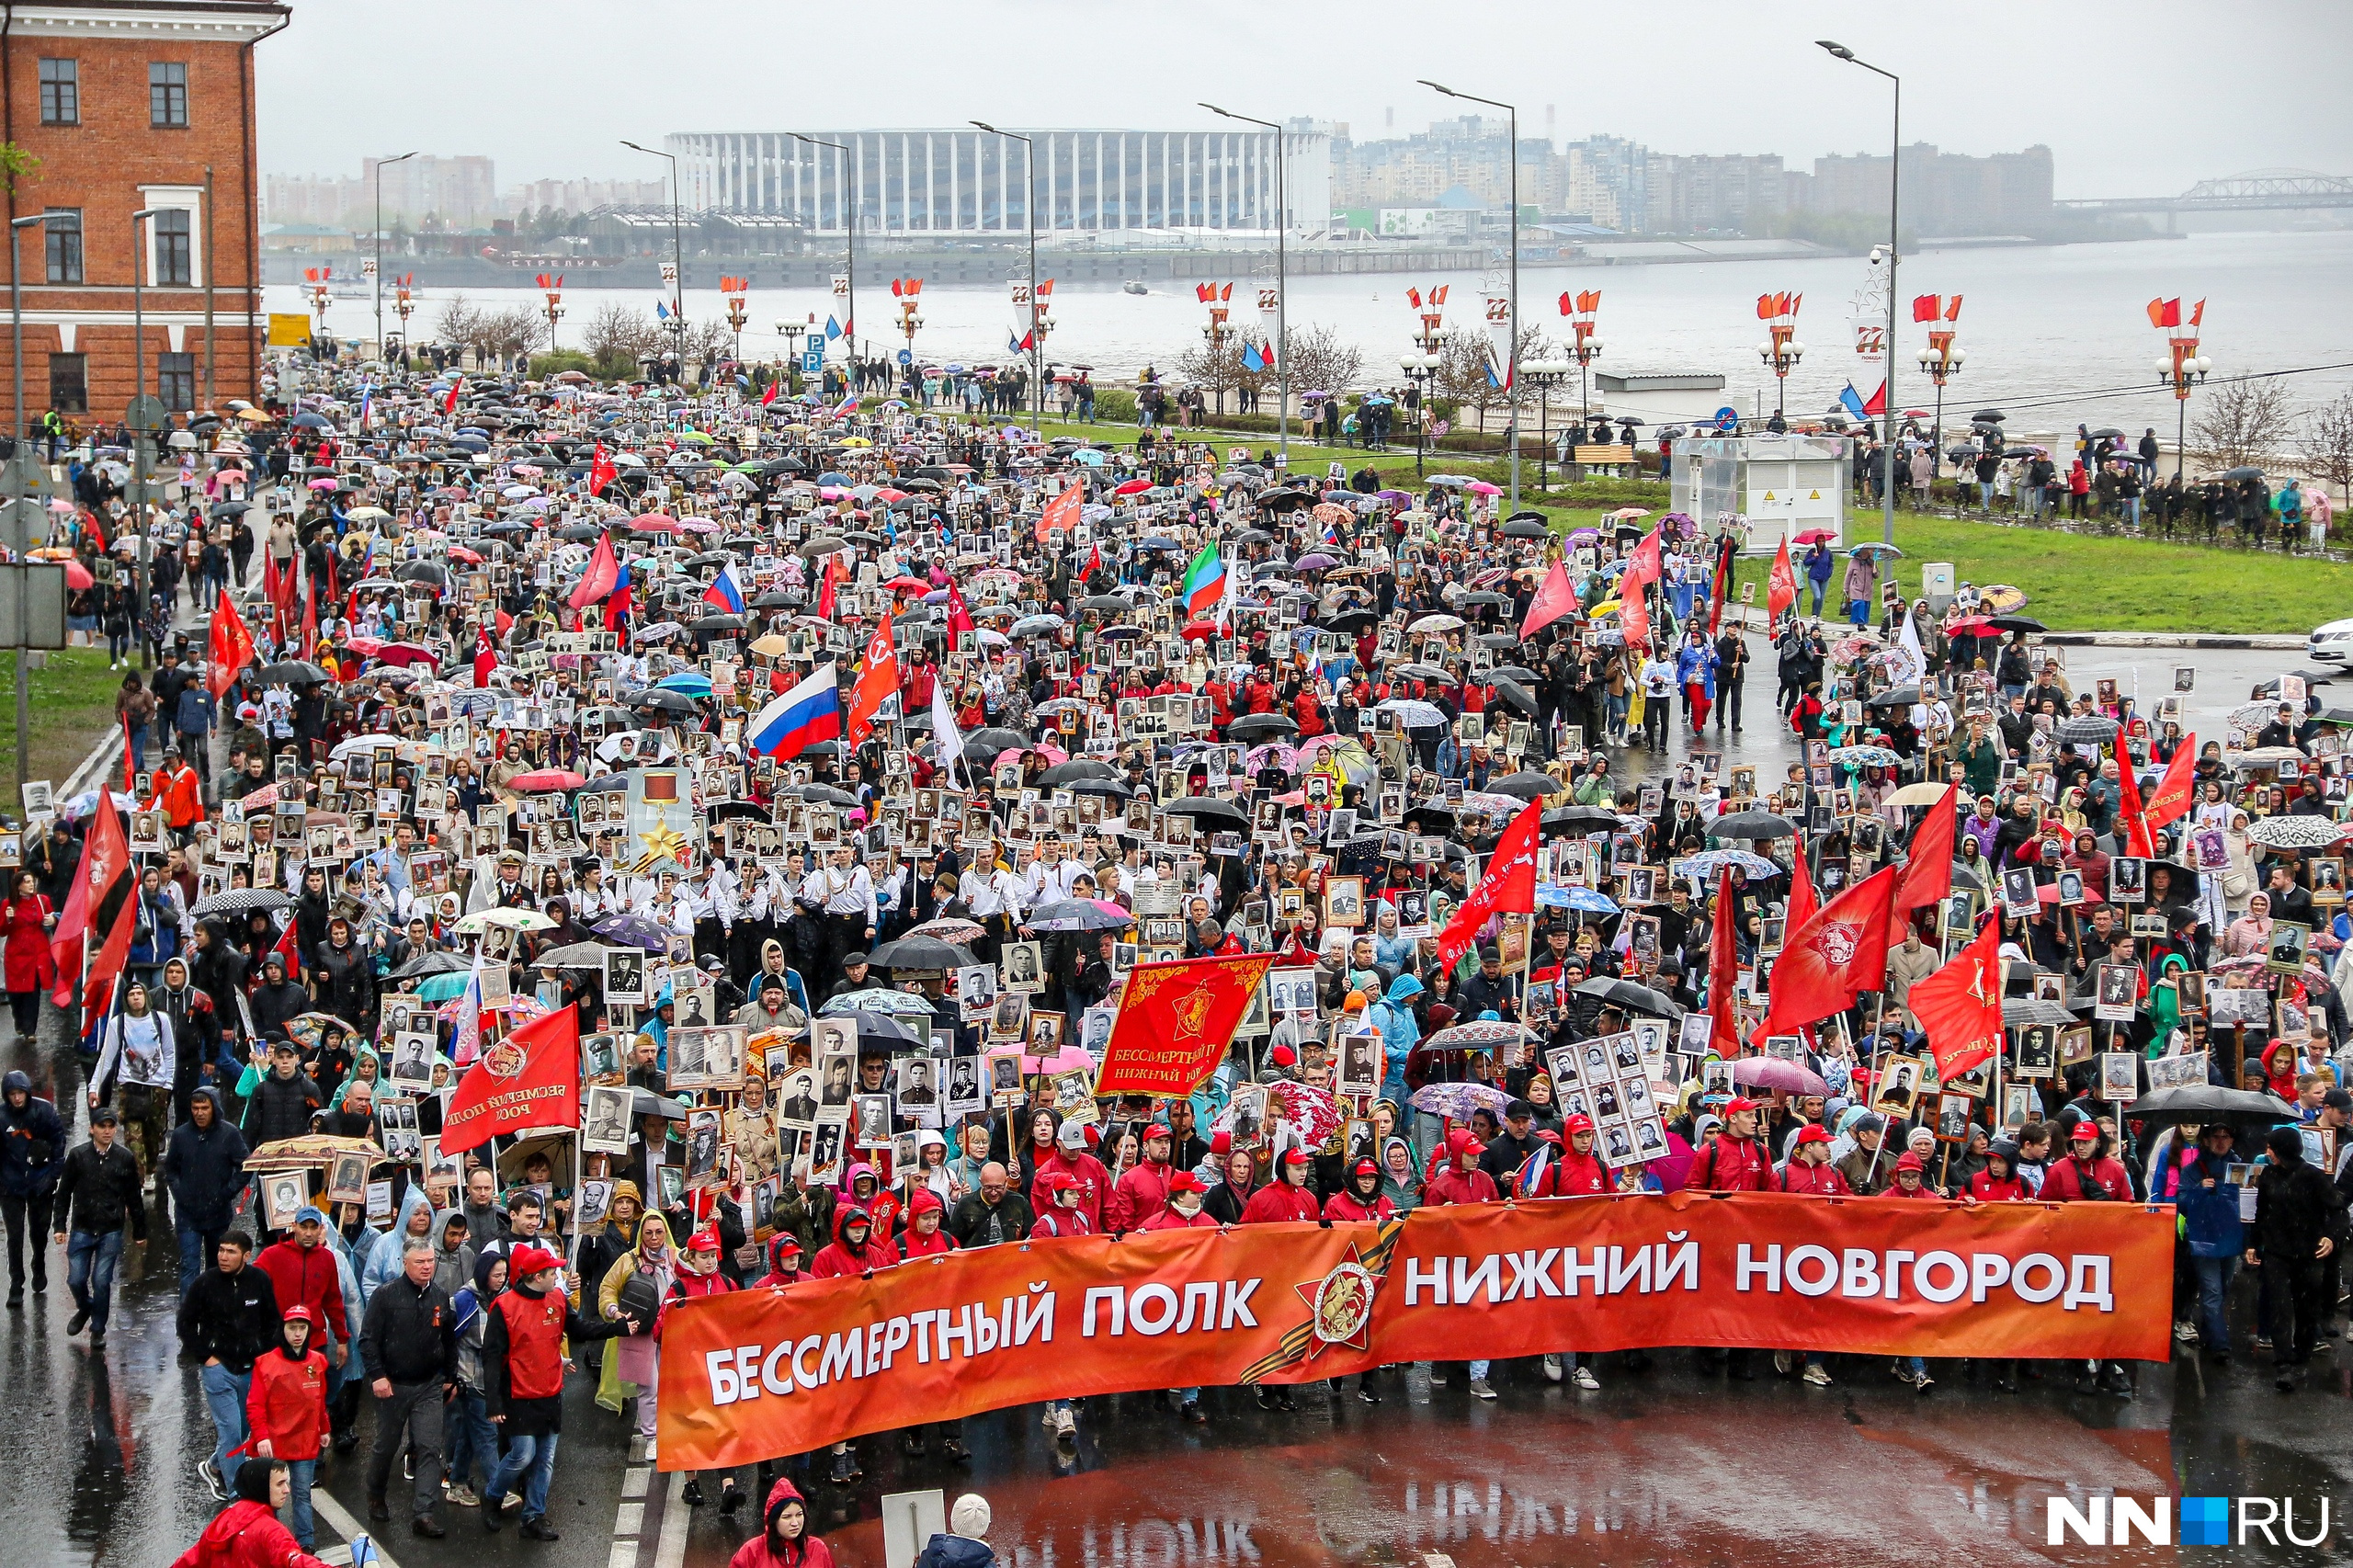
[1572,976,1686,1018]
[594,914,673,952]
[2247,815,2349,851]
[1409,1081,1515,1119]
[1830,745,1903,769]
[190,888,292,918]
[630,1088,688,1121]
[1163,797,1248,827]
[2220,465,2265,483]
[244,1134,381,1173]
[1026,899,1135,933]
[1374,698,1446,727]
[908,918,987,945]
[821,989,935,1020]
[1711,809,1799,841]
[416,972,472,1004]
[1483,771,1558,802]
[1542,805,1626,834]
[1731,1057,1828,1096]
[534,940,619,971]
[2001,997,2079,1028]
[2056,715,2121,744]
[1886,781,1957,808]
[1989,614,2047,635]
[388,949,470,980]
[2120,1084,2296,1128]
[867,934,975,971]
[1226,714,1299,741]
[1538,885,1620,915]
[1680,848,1780,879]
[258,661,333,687]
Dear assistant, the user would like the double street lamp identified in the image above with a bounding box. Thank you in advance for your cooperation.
[1397,351,1441,476]
[1422,78,1521,515]
[970,122,1044,428]
[1521,358,1570,493]
[793,134,856,387]
[372,149,417,362]
[2155,324,2212,481]
[1202,103,1289,470]
[1916,328,1964,447]
[620,138,686,372]
[1819,39,1900,546]
[1757,325,1805,415]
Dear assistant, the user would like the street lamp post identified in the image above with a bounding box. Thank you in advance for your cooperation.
[2154,320,2211,481]
[777,313,813,393]
[391,274,415,375]
[1916,329,1964,461]
[1422,80,1521,516]
[372,150,417,362]
[620,138,686,359]
[1397,353,1440,477]
[539,272,565,358]
[793,135,856,388]
[722,276,750,379]
[1819,40,1900,546]
[1558,289,1603,468]
[970,123,1043,429]
[1522,360,1570,493]
[1756,317,1806,416]
[1199,287,1233,415]
[1203,104,1288,470]
[8,213,44,799]
[131,208,165,665]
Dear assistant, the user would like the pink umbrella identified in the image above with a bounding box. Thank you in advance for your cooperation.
[1021,1043,1094,1075]
[634,513,681,532]
[307,477,338,491]
[678,518,719,534]
[1465,481,1502,496]
[1731,1056,1829,1096]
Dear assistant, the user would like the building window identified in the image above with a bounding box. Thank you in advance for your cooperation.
[39,59,78,126]
[48,353,85,414]
[159,352,195,412]
[149,62,188,128]
[43,210,81,284]
[154,210,191,285]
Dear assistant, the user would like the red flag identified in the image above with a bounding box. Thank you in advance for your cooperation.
[444,376,464,414]
[208,588,256,699]
[2189,298,2205,328]
[845,610,899,748]
[120,714,135,792]
[1944,294,1964,322]
[816,556,838,621]
[438,1003,582,1157]
[1618,525,1661,652]
[299,575,317,657]
[1859,379,1887,418]
[946,581,974,648]
[1758,865,1898,1038]
[588,442,619,496]
[567,533,620,611]
[1520,561,1577,639]
[271,912,302,981]
[1912,295,1940,324]
[1708,867,1743,1056]
[473,622,498,688]
[2144,734,2199,831]
[2115,750,2155,858]
[1033,482,1082,544]
[1095,953,1279,1096]
[1435,801,1541,975]
[74,793,137,1017]
[1786,832,1818,935]
[761,381,782,407]
[1908,915,2005,1080]
[2145,298,2182,330]
[1767,534,1796,622]
[1890,784,1957,928]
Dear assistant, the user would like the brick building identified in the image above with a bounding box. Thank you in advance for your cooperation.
[0,0,290,432]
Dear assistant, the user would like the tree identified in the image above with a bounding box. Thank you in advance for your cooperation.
[433,292,478,350]
[585,301,659,377]
[1176,335,1246,415]
[2303,391,2353,506]
[1279,323,1363,403]
[0,143,40,195]
[2189,378,2295,470]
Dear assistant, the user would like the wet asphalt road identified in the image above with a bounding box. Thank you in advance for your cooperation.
[2,640,2336,1568]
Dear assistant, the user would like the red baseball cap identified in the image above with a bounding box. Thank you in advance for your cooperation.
[1279,1147,1311,1168]
[1270,1044,1299,1067]
[1894,1151,1927,1173]
[509,1244,564,1279]
[1794,1124,1833,1147]
[1168,1171,1207,1195]
[1563,1113,1596,1135]
[1038,1170,1078,1193]
[1723,1096,1761,1116]
[2069,1120,2100,1142]
[1349,1157,1380,1178]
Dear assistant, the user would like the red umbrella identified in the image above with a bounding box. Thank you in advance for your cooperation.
[1949,619,1998,637]
[510,768,585,793]
[1112,478,1152,496]
[885,575,929,592]
[1180,620,1221,641]
[370,642,439,668]
[1792,528,1837,545]
[63,559,94,590]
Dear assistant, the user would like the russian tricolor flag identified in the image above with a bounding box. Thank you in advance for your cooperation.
[703,562,745,614]
[746,662,842,759]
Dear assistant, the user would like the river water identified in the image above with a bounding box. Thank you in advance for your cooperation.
[272,228,2353,437]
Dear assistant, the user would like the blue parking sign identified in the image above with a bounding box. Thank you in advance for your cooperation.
[801,347,824,374]
[897,348,913,366]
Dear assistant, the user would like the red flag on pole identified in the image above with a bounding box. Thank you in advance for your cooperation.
[567,533,620,611]
[845,610,899,749]
[1909,916,2005,1080]
[1759,866,1898,1038]
[588,443,619,496]
[1435,801,1542,975]
[760,381,782,406]
[2115,750,2156,858]
[74,793,137,1017]
[1767,535,1797,623]
[208,588,256,699]
[1520,561,1578,640]
[1708,867,1743,1056]
[1094,953,1279,1097]
[473,622,498,688]
[444,377,465,414]
[438,1003,583,1158]
[1889,784,1957,937]
[2144,734,2199,831]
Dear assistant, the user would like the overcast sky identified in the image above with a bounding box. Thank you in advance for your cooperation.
[260,0,2353,198]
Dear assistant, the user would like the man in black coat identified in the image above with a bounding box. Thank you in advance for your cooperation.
[2251,1124,2347,1391]
[1,1067,64,1302]
[52,1106,148,1347]
[161,1085,250,1298]
[241,1040,324,1146]
[176,1227,279,1498]
[360,1239,460,1536]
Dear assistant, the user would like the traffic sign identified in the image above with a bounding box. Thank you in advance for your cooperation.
[897,349,913,366]
[801,347,824,374]
[125,395,170,437]
[0,496,46,554]
[0,451,51,499]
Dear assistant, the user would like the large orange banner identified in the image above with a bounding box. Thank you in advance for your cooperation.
[656,1193,2172,1469]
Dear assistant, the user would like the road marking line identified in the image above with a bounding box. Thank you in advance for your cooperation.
[609,1545,638,1568]
[616,1501,645,1536]
[312,1490,404,1568]
[654,1471,690,1568]
[622,1466,651,1499]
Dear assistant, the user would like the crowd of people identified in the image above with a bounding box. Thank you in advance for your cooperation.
[3,347,2348,1568]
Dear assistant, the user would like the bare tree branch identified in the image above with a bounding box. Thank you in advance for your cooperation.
[2190,379,2296,470]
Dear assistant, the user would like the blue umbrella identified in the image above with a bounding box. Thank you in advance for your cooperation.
[1682,848,1779,879]
[1537,885,1620,915]
[657,672,712,697]
[817,471,851,485]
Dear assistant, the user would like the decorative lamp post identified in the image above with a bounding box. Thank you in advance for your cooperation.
[391,273,415,372]
[538,271,565,355]
[1756,292,1804,416]
[722,275,750,374]
[970,122,1045,427]
[2152,299,2211,480]
[1521,358,1571,493]
[1398,351,1442,477]
[1915,324,1964,449]
[891,277,923,377]
[304,266,333,347]
[1200,283,1233,415]
[1559,288,1603,431]
[1202,103,1290,468]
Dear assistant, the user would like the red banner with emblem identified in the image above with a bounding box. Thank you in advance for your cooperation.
[438,1003,581,1156]
[655,1192,2172,1469]
[1093,952,1276,1097]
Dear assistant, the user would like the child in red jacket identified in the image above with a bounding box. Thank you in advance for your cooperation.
[244,1305,330,1550]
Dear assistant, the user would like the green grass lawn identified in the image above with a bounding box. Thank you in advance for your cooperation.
[0,648,127,818]
[1725,515,2353,635]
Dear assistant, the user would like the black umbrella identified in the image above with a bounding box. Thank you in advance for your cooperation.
[1988,614,2047,634]
[1971,409,2005,423]
[867,934,975,971]
[191,888,293,918]
[1501,517,1550,539]
[1484,770,1556,802]
[1711,809,1798,840]
[1542,805,1623,833]
[389,949,472,980]
[2120,1085,2295,1129]
[630,1087,688,1120]
[966,727,1028,754]
[1573,976,1686,1019]
[1488,678,1539,719]
[1865,686,1920,707]
[635,688,700,715]
[797,783,860,807]
[1037,759,1120,786]
[1163,797,1248,827]
[1226,713,1300,741]
[1317,609,1379,633]
[257,661,332,687]
[1069,777,1133,800]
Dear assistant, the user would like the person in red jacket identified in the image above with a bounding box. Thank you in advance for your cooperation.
[1779,1124,1850,1196]
[658,1227,740,1512]
[809,1206,896,1281]
[171,1461,336,1568]
[1028,1175,1091,1444]
[1682,1099,1775,1191]
[1420,1139,1504,1397]
[1107,1121,1176,1234]
[1966,1142,2028,1204]
[1237,1148,1323,1409]
[1322,1157,1394,1223]
[1544,1117,1613,1198]
[254,1210,349,1377]
[2039,1120,2132,1201]
[244,1305,331,1550]
[727,1476,835,1568]
[1034,1121,1112,1232]
[1136,1171,1217,1424]
[749,1234,801,1290]
[480,1245,632,1540]
[897,1188,956,1259]
[1879,1153,1940,1391]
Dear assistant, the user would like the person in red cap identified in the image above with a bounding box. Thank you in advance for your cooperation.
[1548,1116,1612,1199]
[1035,1120,1112,1233]
[480,1243,634,1540]
[811,1204,899,1281]
[750,1233,802,1290]
[1107,1120,1176,1234]
[1138,1170,1218,1424]
[1683,1098,1775,1193]
[1237,1147,1322,1411]
[1779,1125,1849,1197]
[2040,1119,2139,1398]
[1323,1157,1394,1224]
[886,1189,964,1464]
[244,1303,331,1551]
[661,1227,740,1511]
[1880,1154,1938,1392]
[1421,1135,1501,1399]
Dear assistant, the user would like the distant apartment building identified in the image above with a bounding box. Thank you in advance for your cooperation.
[1330,117,1624,227]
[267,154,497,230]
[1797,142,2054,235]
[505,176,667,217]
[1641,153,1792,234]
